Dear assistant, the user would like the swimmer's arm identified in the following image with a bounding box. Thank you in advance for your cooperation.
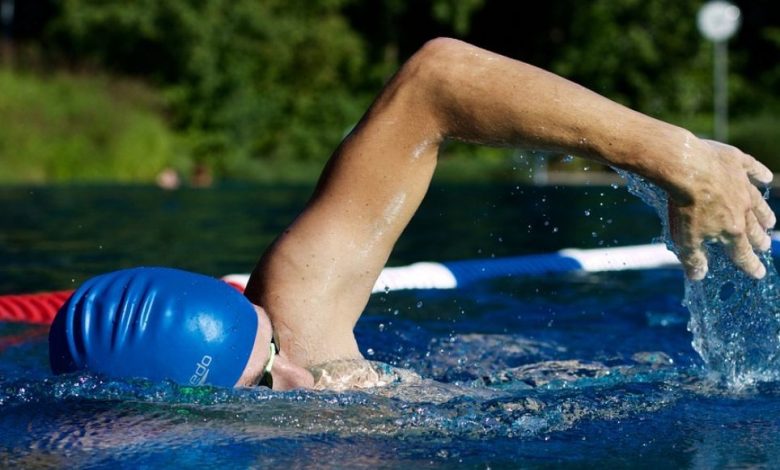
[246,38,774,368]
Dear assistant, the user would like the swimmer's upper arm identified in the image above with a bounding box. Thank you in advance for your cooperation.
[245,65,443,367]
[246,38,777,369]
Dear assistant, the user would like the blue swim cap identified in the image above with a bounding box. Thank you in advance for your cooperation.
[49,267,258,387]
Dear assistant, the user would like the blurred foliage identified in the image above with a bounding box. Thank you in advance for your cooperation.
[730,113,780,165]
[47,0,373,175]
[0,0,778,181]
[0,70,178,182]
[552,0,710,118]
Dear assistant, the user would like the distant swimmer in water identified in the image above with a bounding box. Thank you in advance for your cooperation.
[48,38,776,391]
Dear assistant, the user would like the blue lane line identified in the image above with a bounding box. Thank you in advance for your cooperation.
[443,240,780,288]
[444,253,583,287]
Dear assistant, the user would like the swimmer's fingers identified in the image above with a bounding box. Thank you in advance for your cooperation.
[750,185,777,231]
[677,243,709,281]
[742,154,773,186]
[725,234,767,279]
[746,210,772,252]
[669,204,709,280]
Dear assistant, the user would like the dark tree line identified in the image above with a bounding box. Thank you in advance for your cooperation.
[3,0,778,175]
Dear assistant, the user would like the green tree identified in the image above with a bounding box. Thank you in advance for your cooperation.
[49,0,372,177]
[550,0,711,121]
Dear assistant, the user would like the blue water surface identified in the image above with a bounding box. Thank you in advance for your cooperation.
[1,183,780,468]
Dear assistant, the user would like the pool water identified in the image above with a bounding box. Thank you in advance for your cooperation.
[1,184,780,468]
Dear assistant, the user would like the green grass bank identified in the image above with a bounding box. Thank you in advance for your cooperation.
[0,69,777,185]
[0,69,181,183]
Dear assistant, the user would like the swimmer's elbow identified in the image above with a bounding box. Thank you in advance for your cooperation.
[402,37,469,87]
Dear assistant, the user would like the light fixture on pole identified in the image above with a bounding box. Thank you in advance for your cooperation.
[697,1,741,143]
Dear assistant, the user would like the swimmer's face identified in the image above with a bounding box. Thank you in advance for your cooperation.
[234,304,315,390]
[234,304,275,387]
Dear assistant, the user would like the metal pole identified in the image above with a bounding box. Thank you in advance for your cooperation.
[713,40,729,142]
[0,0,14,40]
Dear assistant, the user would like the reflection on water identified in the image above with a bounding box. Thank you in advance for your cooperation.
[3,335,780,468]
[1,184,780,467]
[0,183,660,292]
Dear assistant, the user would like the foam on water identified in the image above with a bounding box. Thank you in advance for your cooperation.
[617,169,780,387]
[0,356,687,446]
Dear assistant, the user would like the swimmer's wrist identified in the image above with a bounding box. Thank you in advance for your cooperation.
[599,121,697,204]
[648,128,707,206]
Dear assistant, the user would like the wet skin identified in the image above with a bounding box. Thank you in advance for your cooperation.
[237,38,775,389]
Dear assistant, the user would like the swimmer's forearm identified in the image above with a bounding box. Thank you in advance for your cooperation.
[421,39,695,201]
[249,39,698,367]
[420,39,773,280]
[249,38,774,367]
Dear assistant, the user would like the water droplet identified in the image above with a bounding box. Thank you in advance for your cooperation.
[367,348,375,356]
[416,301,423,308]
[379,323,385,332]
[584,210,591,216]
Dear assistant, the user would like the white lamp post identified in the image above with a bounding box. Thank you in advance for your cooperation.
[697,1,741,143]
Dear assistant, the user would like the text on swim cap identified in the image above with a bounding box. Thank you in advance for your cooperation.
[189,355,212,386]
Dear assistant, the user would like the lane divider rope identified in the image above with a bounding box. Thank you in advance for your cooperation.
[4,238,780,325]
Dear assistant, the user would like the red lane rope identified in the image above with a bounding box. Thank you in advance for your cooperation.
[0,291,74,325]
[0,280,247,326]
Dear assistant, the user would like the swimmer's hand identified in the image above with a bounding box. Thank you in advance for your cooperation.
[668,138,775,280]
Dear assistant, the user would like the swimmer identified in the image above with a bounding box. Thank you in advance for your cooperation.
[49,38,776,390]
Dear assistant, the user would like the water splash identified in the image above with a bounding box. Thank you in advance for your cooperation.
[0,357,689,447]
[617,169,780,387]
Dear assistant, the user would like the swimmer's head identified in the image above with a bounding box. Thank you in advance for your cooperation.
[48,267,266,387]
